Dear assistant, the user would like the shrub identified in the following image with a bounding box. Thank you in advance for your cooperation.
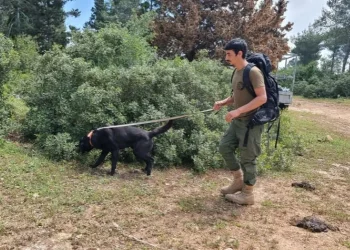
[0,34,20,137]
[42,133,77,161]
[18,23,303,173]
[332,73,350,97]
[258,112,303,174]
[293,81,308,96]
[302,84,318,98]
[67,24,156,69]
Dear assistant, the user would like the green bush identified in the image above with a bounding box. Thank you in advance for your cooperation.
[333,73,350,97]
[0,33,20,136]
[258,112,303,174]
[42,133,77,161]
[15,23,303,172]
[23,51,232,166]
[302,84,318,98]
[67,24,156,69]
[293,81,308,96]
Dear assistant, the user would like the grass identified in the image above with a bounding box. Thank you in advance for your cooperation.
[261,200,281,208]
[288,110,350,164]
[343,241,350,249]
[0,141,117,214]
[177,197,206,213]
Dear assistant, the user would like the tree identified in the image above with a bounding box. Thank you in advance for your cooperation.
[140,0,160,13]
[0,0,34,36]
[0,0,80,53]
[109,0,140,24]
[85,0,142,29]
[291,27,323,65]
[85,0,108,29]
[152,0,293,65]
[321,28,346,73]
[314,0,350,73]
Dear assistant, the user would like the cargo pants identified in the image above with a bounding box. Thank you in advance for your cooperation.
[219,119,263,186]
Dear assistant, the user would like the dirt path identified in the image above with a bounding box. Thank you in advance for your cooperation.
[289,97,350,138]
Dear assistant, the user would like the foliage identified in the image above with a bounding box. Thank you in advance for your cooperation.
[332,73,350,97]
[258,113,303,173]
[20,38,301,173]
[67,24,156,69]
[0,34,20,90]
[23,41,233,168]
[0,0,80,53]
[85,0,141,29]
[291,27,323,65]
[41,133,77,161]
[314,0,350,73]
[107,0,140,24]
[287,60,350,98]
[85,0,108,29]
[152,0,293,64]
[0,33,20,136]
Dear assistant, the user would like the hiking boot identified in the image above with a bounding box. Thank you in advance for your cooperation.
[220,169,244,195]
[225,185,254,205]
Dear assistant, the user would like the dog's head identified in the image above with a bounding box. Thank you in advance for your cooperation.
[77,135,93,154]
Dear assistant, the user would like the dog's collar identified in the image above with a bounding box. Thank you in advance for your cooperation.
[87,130,94,147]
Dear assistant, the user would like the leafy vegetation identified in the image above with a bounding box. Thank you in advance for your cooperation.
[0,0,348,172]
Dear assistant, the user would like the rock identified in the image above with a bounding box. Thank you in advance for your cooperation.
[291,181,315,191]
[291,216,339,232]
[326,135,333,142]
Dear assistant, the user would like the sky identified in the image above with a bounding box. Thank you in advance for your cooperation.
[64,0,329,43]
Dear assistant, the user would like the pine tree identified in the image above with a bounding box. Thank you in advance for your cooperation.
[315,0,350,72]
[0,0,80,53]
[85,0,108,29]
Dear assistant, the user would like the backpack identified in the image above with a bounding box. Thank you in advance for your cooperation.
[231,53,281,147]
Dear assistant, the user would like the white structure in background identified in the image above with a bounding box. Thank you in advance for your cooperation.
[275,53,298,109]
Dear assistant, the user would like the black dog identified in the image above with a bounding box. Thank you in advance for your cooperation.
[78,120,173,176]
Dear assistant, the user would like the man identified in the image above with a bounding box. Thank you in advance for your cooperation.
[213,38,267,205]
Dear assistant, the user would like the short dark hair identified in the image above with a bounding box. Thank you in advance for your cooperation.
[224,38,248,58]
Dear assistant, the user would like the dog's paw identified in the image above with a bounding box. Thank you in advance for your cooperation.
[142,168,151,176]
[109,171,118,176]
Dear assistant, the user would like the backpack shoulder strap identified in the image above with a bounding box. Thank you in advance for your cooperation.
[230,68,236,83]
[230,68,236,97]
[242,63,256,97]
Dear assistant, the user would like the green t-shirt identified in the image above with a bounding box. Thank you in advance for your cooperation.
[232,66,265,120]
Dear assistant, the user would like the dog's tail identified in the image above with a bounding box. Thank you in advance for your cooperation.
[148,120,173,138]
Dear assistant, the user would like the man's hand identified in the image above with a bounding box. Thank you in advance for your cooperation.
[225,109,241,122]
[213,101,224,111]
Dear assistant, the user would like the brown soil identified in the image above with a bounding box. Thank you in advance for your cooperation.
[289,98,350,138]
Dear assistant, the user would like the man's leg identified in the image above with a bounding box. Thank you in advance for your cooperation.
[225,122,263,204]
[219,120,244,195]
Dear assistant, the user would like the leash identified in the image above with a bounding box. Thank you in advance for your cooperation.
[96,109,215,130]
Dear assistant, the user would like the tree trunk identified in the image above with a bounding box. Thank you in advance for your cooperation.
[342,39,350,73]
[331,50,335,74]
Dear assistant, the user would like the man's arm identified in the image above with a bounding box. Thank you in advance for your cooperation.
[213,96,234,110]
[236,86,267,114]
[225,86,267,122]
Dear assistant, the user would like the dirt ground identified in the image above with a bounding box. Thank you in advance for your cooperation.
[0,97,349,250]
[289,97,350,138]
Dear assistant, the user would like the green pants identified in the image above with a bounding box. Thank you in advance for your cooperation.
[219,119,263,186]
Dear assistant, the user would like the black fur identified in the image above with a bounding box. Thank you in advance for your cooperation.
[78,120,173,176]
